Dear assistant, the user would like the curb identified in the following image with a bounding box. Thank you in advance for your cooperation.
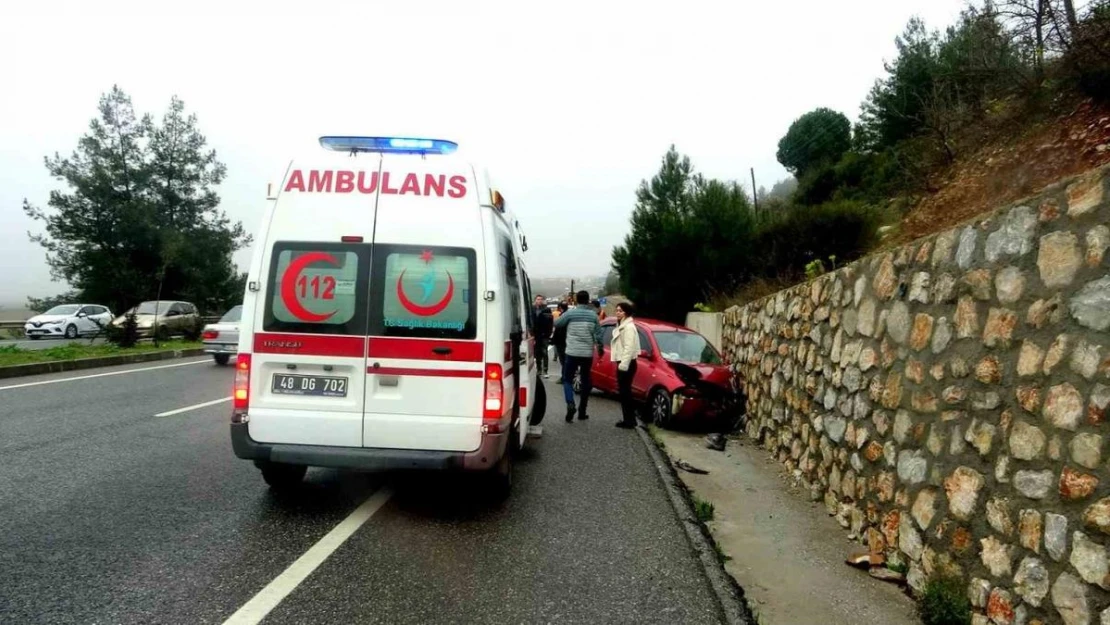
[636,426,754,625]
[0,348,207,380]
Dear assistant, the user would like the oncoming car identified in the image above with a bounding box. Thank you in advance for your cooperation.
[24,304,114,340]
[229,136,546,498]
[576,317,740,429]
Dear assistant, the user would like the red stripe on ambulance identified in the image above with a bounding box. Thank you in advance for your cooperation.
[283,169,467,197]
[253,333,364,358]
[369,337,483,362]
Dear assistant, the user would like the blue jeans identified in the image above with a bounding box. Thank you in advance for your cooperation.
[562,355,593,413]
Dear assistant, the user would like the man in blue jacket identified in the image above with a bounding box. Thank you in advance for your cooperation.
[554,290,604,422]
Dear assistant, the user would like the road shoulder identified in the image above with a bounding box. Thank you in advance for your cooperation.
[652,429,919,625]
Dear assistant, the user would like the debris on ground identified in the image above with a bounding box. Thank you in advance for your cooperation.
[846,550,886,570]
[868,568,906,584]
[674,459,709,475]
[705,433,727,451]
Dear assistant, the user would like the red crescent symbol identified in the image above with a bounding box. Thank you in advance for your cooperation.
[396,270,454,316]
[281,252,340,322]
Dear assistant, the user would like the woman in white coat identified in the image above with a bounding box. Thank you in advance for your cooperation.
[611,302,642,429]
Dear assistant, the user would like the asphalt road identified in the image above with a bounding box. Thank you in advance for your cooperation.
[0,360,725,624]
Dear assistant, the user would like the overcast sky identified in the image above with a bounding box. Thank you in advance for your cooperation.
[0,0,968,304]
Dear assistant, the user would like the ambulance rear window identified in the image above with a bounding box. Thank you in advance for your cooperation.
[370,244,476,340]
[263,242,370,335]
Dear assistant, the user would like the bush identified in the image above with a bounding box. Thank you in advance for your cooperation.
[753,200,883,282]
[106,311,139,348]
[918,573,971,625]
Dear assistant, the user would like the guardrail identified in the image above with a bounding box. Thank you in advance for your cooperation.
[0,316,221,333]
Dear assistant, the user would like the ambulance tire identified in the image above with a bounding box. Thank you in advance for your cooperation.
[486,446,513,502]
[259,462,307,490]
[529,381,546,426]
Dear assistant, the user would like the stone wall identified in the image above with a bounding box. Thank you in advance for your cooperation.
[723,165,1110,625]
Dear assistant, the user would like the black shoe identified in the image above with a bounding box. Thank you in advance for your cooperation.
[577,413,589,421]
[616,421,636,429]
[566,403,575,423]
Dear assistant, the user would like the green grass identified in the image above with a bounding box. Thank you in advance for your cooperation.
[0,340,202,367]
[693,496,716,523]
[713,540,731,563]
[646,424,666,449]
[918,573,971,625]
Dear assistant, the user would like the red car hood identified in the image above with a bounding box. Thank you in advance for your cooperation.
[664,360,732,389]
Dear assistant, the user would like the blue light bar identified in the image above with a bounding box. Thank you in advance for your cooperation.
[319,136,458,155]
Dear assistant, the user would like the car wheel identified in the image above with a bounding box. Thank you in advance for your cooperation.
[64,324,78,339]
[213,354,231,366]
[155,325,171,341]
[650,388,674,429]
[259,462,307,490]
[529,380,546,425]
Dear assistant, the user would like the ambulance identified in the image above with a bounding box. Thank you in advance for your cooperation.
[229,136,546,498]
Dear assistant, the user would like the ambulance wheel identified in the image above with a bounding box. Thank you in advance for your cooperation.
[259,462,306,490]
[529,381,547,425]
[487,447,513,501]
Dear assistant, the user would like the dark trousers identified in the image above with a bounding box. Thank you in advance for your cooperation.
[536,339,549,375]
[562,355,593,415]
[618,360,638,424]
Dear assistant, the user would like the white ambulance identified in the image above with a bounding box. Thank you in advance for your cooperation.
[230,136,546,498]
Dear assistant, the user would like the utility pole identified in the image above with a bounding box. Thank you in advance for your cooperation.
[751,167,759,212]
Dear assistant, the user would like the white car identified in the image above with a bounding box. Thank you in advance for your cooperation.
[24,304,114,340]
[203,305,242,365]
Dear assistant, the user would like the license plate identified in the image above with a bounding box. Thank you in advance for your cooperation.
[271,374,348,397]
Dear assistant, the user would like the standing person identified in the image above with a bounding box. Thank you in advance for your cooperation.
[593,299,607,321]
[554,290,603,422]
[552,301,569,382]
[610,302,642,429]
[532,295,554,377]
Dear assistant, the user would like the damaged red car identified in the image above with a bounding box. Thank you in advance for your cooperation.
[573,317,742,429]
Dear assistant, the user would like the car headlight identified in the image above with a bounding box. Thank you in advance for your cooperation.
[138,321,153,328]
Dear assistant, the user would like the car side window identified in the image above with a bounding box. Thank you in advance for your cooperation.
[638,328,653,356]
[77,306,92,316]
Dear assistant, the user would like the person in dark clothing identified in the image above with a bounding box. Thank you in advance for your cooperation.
[532,295,554,377]
[554,290,604,422]
[552,301,569,381]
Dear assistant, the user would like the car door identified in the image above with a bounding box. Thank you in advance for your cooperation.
[184,303,199,331]
[631,326,656,399]
[91,306,112,335]
[593,323,617,392]
[249,241,372,448]
[75,306,98,334]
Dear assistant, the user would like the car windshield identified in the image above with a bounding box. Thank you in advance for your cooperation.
[133,302,170,315]
[219,306,243,323]
[653,330,721,365]
[43,305,81,315]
